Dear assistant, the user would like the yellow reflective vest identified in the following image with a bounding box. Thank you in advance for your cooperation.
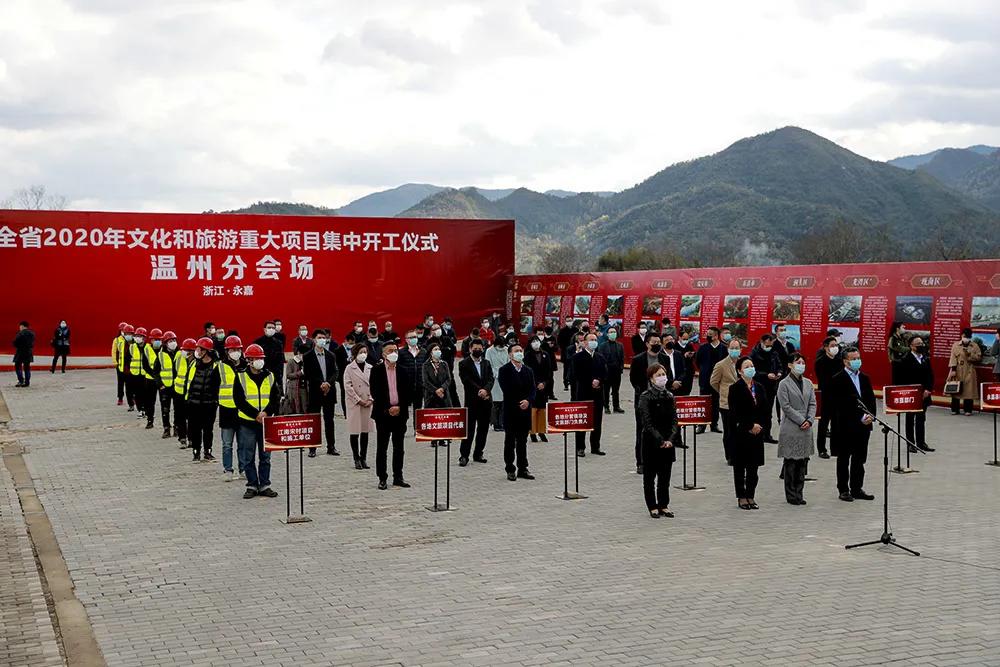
[158,349,175,386]
[128,342,142,376]
[112,336,126,372]
[218,362,238,409]
[140,345,157,380]
[173,353,189,395]
[237,370,274,421]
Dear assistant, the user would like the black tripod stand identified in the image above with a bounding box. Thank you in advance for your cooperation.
[845,400,924,556]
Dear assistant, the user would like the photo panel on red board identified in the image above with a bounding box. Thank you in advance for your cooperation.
[772,294,802,322]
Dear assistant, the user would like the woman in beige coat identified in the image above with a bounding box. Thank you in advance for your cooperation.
[948,327,982,415]
[710,338,743,464]
[344,342,375,469]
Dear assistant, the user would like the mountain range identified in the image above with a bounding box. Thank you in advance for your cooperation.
[222,126,1000,272]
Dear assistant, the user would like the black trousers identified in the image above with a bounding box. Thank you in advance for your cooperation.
[349,433,369,461]
[126,373,141,409]
[504,428,529,474]
[720,408,732,460]
[633,391,643,465]
[339,379,347,417]
[461,400,491,459]
[761,382,777,437]
[116,369,131,404]
[575,396,603,452]
[143,379,158,424]
[951,397,974,413]
[836,433,871,493]
[51,348,68,372]
[309,397,337,454]
[707,388,720,429]
[642,456,673,510]
[490,401,505,430]
[158,386,173,428]
[905,398,930,446]
[816,413,831,454]
[448,363,460,406]
[782,458,808,503]
[603,369,623,411]
[173,393,187,440]
[733,464,759,498]
[375,417,406,482]
[187,403,217,455]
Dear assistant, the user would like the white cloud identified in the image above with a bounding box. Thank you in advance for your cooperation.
[1,0,999,212]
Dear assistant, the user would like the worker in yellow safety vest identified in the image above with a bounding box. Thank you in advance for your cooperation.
[138,328,161,430]
[113,321,131,407]
[233,344,281,499]
[173,338,197,449]
[218,335,247,482]
[185,337,221,463]
[125,325,146,417]
[156,330,178,440]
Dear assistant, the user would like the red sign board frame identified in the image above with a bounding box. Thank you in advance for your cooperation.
[263,414,322,451]
[883,384,926,414]
[414,408,468,441]
[981,382,1000,412]
[546,401,595,433]
[675,395,713,425]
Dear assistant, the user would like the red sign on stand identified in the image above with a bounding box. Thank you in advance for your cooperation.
[547,402,595,433]
[883,385,925,413]
[675,395,713,425]
[981,383,1000,411]
[415,408,468,441]
[263,414,322,451]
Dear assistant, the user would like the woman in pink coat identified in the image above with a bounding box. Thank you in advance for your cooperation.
[344,342,375,469]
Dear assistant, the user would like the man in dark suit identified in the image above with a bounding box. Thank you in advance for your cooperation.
[674,330,697,396]
[458,338,494,466]
[896,335,935,453]
[573,333,608,456]
[253,320,285,394]
[370,342,412,489]
[829,348,877,502]
[303,329,339,457]
[497,344,536,481]
[557,316,577,391]
[629,333,674,473]
[695,326,726,433]
[750,333,783,443]
[598,326,626,414]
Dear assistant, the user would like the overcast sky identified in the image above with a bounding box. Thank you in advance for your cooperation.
[2,0,999,212]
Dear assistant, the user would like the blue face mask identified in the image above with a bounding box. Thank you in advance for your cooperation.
[762,345,772,353]
[742,367,756,379]
[587,340,598,351]
[512,351,524,363]
[848,358,862,371]
[728,348,740,359]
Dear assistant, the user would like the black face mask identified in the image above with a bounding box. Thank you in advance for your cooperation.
[650,344,662,353]
[665,342,675,350]
[471,349,483,359]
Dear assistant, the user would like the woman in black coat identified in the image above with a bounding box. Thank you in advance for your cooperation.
[50,320,71,373]
[636,363,682,518]
[422,342,453,447]
[524,340,552,443]
[727,356,768,510]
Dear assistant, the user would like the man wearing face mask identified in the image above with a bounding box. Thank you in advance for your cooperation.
[113,322,131,407]
[293,325,312,355]
[675,330,697,397]
[541,326,559,399]
[829,348,876,501]
[630,333,672,473]
[598,326,626,414]
[364,326,384,364]
[660,334,686,394]
[346,321,364,346]
[370,342,412,489]
[233,344,281,499]
[497,344,536,481]
[631,323,649,357]
[303,329,340,457]
[185,337,221,463]
[217,336,247,478]
[380,321,395,343]
[573,333,608,457]
[696,327,727,434]
[156,331,179,440]
[398,330,428,418]
[558,316,577,390]
[750,334,782,444]
[172,338,197,448]
[814,336,841,459]
[254,321,285,395]
[458,338,495,465]
[50,319,70,373]
[710,338,744,465]
[566,331,586,399]
[212,325,227,358]
[138,327,160,430]
[433,322,460,405]
[123,324,142,413]
[272,319,286,350]
[897,335,935,452]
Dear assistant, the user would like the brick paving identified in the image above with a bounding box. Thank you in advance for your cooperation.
[2,369,999,666]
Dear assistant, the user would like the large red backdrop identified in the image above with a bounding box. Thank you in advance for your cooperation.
[0,210,514,358]
[511,260,1000,395]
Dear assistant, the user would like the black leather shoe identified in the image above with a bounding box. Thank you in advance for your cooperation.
[392,479,411,488]
[908,444,919,453]
[327,448,340,456]
[308,450,317,458]
[459,457,469,467]
[591,449,606,456]
[851,490,875,500]
[361,460,370,469]
[613,408,626,414]
[473,456,488,463]
[576,449,586,457]
[516,471,535,480]
[145,422,154,429]
[636,465,643,474]
[818,451,831,459]
[917,443,935,452]
[530,434,538,442]
[507,472,517,481]
[839,492,854,502]
[603,408,611,415]
[695,425,706,434]
[243,488,257,499]
[538,434,548,442]
[259,487,278,498]
[161,428,171,439]
[710,427,723,433]
[764,437,778,444]
[354,459,363,470]
[378,480,388,490]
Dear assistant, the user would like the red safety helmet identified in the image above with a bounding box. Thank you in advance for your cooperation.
[244,344,265,359]
[196,336,215,350]
[149,328,163,340]
[118,321,128,330]
[134,327,148,337]
[162,330,176,342]
[181,338,198,351]
[224,335,243,350]
[123,324,135,334]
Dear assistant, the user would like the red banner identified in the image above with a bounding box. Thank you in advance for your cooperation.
[675,395,713,425]
[0,210,514,358]
[981,382,1000,411]
[263,414,322,451]
[882,384,925,413]
[512,260,1000,396]
[414,408,468,441]
[546,401,594,433]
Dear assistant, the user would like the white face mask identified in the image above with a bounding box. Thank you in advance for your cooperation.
[961,337,971,344]
[228,350,241,361]
[792,363,805,376]
[356,353,368,364]
[251,359,265,370]
[60,321,67,327]
[166,341,177,351]
[264,327,275,337]
[638,328,647,335]
[314,338,327,349]
[293,355,302,363]
[828,345,840,356]
[299,330,308,337]
[652,375,668,388]
[386,352,399,363]
[194,349,205,359]
[531,340,541,350]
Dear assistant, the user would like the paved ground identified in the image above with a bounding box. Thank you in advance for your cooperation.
[2,368,999,666]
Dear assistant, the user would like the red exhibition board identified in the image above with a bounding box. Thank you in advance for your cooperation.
[0,210,514,357]
[546,401,594,433]
[511,259,1000,396]
[414,408,468,441]
[263,414,322,451]
[981,383,1000,412]
[882,385,925,414]
[675,395,713,425]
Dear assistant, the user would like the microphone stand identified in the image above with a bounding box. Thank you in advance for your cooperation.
[845,398,924,556]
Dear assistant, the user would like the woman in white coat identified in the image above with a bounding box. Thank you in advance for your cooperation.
[344,342,375,469]
[776,352,816,506]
